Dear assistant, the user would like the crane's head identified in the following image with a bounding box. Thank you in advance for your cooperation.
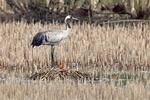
[65,15,78,24]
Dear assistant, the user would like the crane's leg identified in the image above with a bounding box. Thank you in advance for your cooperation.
[51,46,55,67]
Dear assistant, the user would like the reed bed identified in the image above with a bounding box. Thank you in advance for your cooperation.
[0,22,150,72]
[0,22,150,99]
[0,77,149,100]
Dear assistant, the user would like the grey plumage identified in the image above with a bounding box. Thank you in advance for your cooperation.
[31,15,74,67]
[31,30,70,47]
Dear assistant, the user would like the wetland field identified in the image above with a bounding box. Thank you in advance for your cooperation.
[0,22,150,100]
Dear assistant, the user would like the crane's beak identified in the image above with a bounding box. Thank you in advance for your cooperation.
[72,17,78,20]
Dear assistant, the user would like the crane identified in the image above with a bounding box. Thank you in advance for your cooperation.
[31,15,77,67]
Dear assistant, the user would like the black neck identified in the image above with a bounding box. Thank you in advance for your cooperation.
[66,19,71,29]
[66,23,71,28]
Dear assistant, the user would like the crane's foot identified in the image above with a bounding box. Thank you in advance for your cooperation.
[51,62,56,68]
[51,64,55,68]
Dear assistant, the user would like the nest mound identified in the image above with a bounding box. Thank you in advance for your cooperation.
[29,68,92,81]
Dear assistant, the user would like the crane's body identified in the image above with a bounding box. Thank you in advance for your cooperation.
[31,15,74,67]
[31,29,71,46]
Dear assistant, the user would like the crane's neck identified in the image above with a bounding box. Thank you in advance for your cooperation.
[66,20,71,33]
[66,20,71,29]
[63,22,71,39]
[66,22,71,29]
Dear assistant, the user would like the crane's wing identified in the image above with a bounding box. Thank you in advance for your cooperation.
[43,30,66,44]
[31,30,67,47]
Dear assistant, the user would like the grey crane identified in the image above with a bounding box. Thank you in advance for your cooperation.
[31,15,77,67]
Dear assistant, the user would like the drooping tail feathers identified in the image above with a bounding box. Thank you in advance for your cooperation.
[31,32,43,47]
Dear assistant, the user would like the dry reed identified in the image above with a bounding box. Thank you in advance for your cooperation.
[0,22,150,72]
[0,21,150,100]
[0,77,149,100]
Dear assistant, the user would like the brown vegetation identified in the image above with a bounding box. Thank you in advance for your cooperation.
[29,68,92,81]
[0,77,149,100]
[0,15,150,99]
[0,22,150,72]
[0,1,150,100]
[1,0,150,24]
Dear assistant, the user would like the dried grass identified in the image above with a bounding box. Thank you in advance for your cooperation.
[0,21,150,100]
[0,22,150,72]
[0,77,149,100]
[0,22,148,70]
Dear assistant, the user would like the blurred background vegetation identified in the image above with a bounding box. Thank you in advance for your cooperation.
[0,0,150,24]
